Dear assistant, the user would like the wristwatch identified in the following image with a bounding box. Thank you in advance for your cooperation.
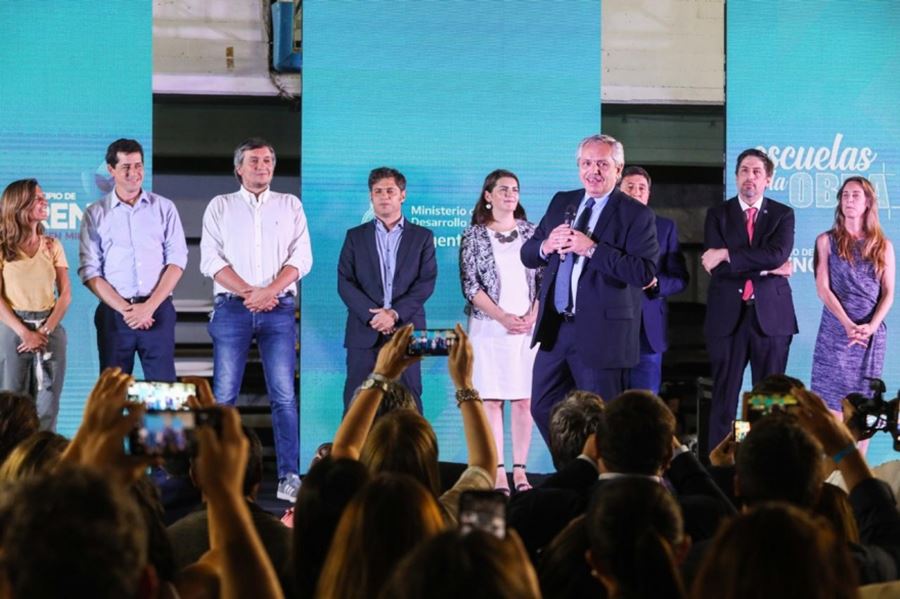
[361,372,392,393]
[584,243,597,259]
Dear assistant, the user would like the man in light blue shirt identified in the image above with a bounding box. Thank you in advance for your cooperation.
[337,167,437,412]
[78,138,188,380]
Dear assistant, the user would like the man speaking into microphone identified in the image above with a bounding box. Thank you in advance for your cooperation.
[521,134,659,445]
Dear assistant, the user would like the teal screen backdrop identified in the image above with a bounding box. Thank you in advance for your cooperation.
[727,1,900,464]
[302,2,601,470]
[0,2,152,436]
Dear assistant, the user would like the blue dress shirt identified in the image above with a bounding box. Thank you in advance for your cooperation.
[78,190,188,298]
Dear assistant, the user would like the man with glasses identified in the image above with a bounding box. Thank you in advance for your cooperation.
[521,134,659,445]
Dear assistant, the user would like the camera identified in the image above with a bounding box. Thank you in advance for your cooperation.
[846,377,900,451]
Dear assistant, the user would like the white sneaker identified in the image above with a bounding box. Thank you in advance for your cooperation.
[277,473,301,502]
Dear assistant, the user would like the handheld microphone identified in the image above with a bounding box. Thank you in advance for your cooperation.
[560,204,577,263]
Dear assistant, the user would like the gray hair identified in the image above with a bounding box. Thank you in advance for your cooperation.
[233,137,277,182]
[576,134,625,168]
[549,390,606,471]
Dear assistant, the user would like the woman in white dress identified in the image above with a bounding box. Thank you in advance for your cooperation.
[459,169,540,493]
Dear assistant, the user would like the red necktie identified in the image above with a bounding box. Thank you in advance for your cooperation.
[742,207,757,301]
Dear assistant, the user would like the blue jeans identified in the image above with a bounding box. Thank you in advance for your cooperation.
[208,295,298,479]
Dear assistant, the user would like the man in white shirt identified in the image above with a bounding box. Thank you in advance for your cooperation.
[200,138,312,502]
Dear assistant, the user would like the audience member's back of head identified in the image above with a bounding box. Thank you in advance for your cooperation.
[380,529,541,599]
[0,391,39,465]
[690,502,857,599]
[351,380,418,420]
[750,373,805,395]
[596,390,674,475]
[316,473,445,599]
[736,414,822,508]
[0,465,147,599]
[0,431,67,482]
[294,456,369,599]
[549,390,605,471]
[586,478,686,599]
[538,515,606,599]
[360,409,440,497]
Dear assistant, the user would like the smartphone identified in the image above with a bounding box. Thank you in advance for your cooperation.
[742,392,798,422]
[458,490,507,539]
[407,329,458,357]
[733,420,751,443]
[126,408,221,457]
[127,381,196,411]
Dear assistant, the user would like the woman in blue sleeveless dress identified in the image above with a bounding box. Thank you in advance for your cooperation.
[811,176,895,417]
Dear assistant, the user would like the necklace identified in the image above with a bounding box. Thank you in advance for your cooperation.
[493,229,518,244]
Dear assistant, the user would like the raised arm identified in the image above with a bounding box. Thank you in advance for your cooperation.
[447,324,497,474]
[194,407,284,599]
[331,324,419,460]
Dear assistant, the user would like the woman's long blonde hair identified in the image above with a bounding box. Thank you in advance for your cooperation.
[0,178,44,262]
[830,176,887,276]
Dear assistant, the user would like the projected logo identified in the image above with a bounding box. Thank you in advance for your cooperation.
[763,134,897,276]
[361,203,474,250]
[762,133,893,212]
[41,162,112,233]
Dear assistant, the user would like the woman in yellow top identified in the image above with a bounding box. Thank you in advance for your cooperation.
[0,179,71,430]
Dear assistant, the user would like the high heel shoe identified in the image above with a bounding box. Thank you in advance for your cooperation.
[513,464,532,492]
[495,464,510,496]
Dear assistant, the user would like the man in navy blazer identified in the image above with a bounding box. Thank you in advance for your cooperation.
[621,166,689,394]
[522,135,659,445]
[337,167,437,413]
[702,149,797,448]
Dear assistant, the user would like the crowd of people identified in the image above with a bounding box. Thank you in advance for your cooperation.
[1,328,899,598]
[0,130,898,596]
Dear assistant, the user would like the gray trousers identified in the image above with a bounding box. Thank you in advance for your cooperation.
[0,311,66,431]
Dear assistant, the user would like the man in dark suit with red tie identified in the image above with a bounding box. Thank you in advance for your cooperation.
[702,149,798,448]
[522,134,659,446]
[621,166,690,394]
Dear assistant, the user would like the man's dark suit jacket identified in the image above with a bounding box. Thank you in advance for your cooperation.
[704,197,798,338]
[521,188,659,368]
[337,219,437,348]
[508,452,736,563]
[643,215,689,353]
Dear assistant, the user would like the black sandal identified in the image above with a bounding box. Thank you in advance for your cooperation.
[513,464,532,492]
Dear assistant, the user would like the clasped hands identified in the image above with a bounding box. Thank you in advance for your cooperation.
[241,286,279,313]
[844,321,874,348]
[369,307,400,334]
[541,224,596,258]
[17,328,48,353]
[122,301,156,330]
[498,310,535,335]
